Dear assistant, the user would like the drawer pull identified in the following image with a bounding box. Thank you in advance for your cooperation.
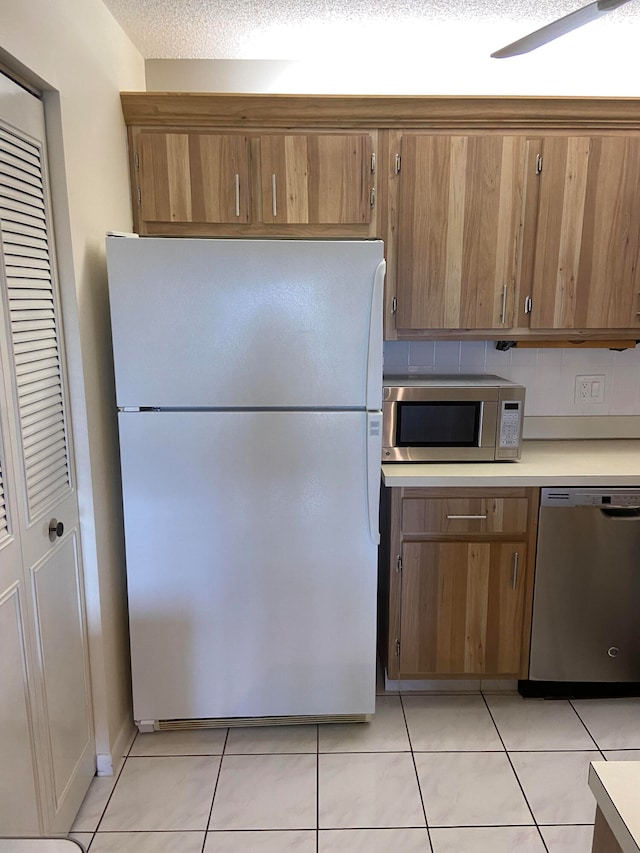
[511,551,519,589]
[446,514,487,520]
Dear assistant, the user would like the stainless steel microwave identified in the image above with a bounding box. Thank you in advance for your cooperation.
[382,374,525,462]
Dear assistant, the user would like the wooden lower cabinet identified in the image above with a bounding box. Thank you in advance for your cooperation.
[381,487,539,681]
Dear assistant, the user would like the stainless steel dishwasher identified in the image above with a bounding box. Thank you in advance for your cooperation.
[528,487,640,686]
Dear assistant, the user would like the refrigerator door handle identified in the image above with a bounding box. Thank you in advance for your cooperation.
[366,260,386,412]
[367,412,382,545]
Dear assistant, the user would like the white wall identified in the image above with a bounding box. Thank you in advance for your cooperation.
[145,15,640,97]
[0,0,145,771]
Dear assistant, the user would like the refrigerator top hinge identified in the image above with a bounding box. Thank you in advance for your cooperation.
[395,638,401,656]
[396,555,402,573]
[391,296,397,315]
[394,154,401,175]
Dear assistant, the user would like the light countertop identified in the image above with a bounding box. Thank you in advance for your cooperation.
[589,761,640,853]
[381,439,640,488]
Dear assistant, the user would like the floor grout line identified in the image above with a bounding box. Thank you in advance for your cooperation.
[200,727,229,852]
[479,693,550,853]
[83,739,131,837]
[567,698,604,754]
[399,692,433,850]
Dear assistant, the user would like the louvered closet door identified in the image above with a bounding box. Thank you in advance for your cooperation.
[0,73,94,835]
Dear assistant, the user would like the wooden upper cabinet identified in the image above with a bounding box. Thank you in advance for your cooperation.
[394,135,527,331]
[132,127,377,236]
[137,131,252,228]
[528,135,640,330]
[259,133,374,227]
[121,95,640,335]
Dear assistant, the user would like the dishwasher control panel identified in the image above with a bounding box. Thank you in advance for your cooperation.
[541,488,640,508]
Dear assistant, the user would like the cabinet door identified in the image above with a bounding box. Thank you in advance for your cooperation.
[259,134,374,227]
[137,131,252,226]
[395,135,527,330]
[529,136,640,330]
[398,541,526,677]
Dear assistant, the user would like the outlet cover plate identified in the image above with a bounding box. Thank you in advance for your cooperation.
[575,374,606,404]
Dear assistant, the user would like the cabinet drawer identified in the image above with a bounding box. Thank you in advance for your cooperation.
[401,497,529,535]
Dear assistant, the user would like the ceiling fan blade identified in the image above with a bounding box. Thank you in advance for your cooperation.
[491,0,633,58]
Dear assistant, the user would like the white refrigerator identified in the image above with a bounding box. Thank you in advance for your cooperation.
[106,236,386,729]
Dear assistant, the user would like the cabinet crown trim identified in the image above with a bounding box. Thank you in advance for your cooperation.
[121,93,640,130]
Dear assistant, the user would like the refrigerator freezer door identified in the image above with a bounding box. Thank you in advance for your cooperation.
[118,409,381,722]
[107,237,385,410]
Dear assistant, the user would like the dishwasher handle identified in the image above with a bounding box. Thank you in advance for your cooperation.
[600,506,640,519]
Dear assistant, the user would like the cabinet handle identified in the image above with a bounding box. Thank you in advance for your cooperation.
[271,174,277,217]
[234,174,240,217]
[500,285,508,325]
[511,551,519,589]
[446,514,487,520]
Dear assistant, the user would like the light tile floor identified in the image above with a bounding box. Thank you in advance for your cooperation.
[70,693,640,853]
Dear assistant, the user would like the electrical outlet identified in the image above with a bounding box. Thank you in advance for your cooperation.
[575,374,605,404]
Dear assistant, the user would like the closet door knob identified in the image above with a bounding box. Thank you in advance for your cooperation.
[48,518,64,541]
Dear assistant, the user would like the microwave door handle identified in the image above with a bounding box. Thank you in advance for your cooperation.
[477,401,483,447]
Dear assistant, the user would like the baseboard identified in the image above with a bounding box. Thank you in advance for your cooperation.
[384,673,518,693]
[96,717,137,776]
[518,680,640,699]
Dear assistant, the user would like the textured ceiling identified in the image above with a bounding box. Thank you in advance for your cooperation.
[101,0,638,59]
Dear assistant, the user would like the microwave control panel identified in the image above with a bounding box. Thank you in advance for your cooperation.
[497,400,522,457]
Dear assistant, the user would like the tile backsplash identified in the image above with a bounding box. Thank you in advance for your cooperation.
[383,341,640,417]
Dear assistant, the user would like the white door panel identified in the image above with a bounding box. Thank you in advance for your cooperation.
[30,530,93,814]
[119,409,380,721]
[0,583,42,834]
[107,237,384,410]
